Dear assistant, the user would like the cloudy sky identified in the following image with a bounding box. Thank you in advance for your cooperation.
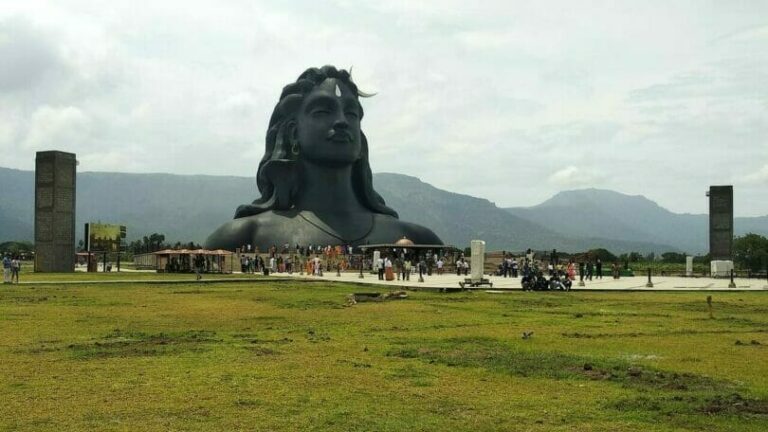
[1,1,767,216]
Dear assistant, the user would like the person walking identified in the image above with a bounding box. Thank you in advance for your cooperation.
[596,259,603,279]
[586,261,594,281]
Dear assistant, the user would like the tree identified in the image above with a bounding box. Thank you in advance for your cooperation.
[587,248,617,262]
[661,252,686,263]
[733,233,768,272]
[148,233,166,252]
[128,240,144,254]
[0,241,34,256]
[693,253,710,263]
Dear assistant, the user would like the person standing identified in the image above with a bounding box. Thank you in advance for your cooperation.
[596,259,603,279]
[11,256,20,284]
[376,255,385,280]
[313,255,322,276]
[2,255,11,284]
[384,256,394,281]
[395,256,403,280]
[436,258,444,275]
[586,261,594,281]
[194,254,204,280]
[404,257,412,281]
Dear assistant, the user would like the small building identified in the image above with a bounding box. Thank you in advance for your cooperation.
[134,249,235,273]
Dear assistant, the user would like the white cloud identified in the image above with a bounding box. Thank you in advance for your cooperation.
[22,105,92,150]
[0,1,767,215]
[717,24,768,43]
[548,166,602,188]
[740,164,768,184]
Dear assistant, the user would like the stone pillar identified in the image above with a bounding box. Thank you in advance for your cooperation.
[708,186,733,261]
[470,240,485,281]
[34,151,76,272]
[372,250,380,277]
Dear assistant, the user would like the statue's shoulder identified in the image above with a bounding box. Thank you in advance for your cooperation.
[204,216,259,250]
[373,214,443,245]
[204,210,300,250]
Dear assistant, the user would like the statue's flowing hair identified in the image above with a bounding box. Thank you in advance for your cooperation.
[234,65,398,219]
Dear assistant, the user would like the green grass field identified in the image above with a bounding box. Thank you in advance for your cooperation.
[1,276,767,431]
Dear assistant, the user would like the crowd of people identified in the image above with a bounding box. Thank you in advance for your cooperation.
[231,243,626,290]
[234,243,461,282]
[496,249,624,291]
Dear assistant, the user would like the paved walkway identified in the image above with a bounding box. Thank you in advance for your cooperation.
[13,271,768,291]
[268,271,768,291]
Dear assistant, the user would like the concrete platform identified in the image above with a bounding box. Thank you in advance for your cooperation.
[267,271,768,291]
[13,271,768,291]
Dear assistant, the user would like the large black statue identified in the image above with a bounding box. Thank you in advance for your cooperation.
[205,66,442,250]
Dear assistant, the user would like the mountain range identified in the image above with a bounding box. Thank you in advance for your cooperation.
[505,189,768,254]
[1,166,766,254]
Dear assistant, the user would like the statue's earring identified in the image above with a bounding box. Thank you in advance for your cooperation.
[289,123,300,156]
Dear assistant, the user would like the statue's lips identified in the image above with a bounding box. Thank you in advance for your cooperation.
[328,134,353,144]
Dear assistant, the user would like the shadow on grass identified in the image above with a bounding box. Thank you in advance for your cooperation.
[387,336,768,420]
[67,329,219,359]
[562,328,768,339]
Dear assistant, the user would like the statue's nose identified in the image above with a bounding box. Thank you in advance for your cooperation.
[333,117,349,129]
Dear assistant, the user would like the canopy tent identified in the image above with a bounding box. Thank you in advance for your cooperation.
[360,239,459,263]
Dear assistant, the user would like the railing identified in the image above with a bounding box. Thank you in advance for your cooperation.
[641,269,768,279]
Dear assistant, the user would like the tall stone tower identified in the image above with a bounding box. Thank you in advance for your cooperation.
[34,151,77,272]
[708,185,733,260]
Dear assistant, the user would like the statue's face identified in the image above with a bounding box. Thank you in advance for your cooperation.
[296,78,362,165]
